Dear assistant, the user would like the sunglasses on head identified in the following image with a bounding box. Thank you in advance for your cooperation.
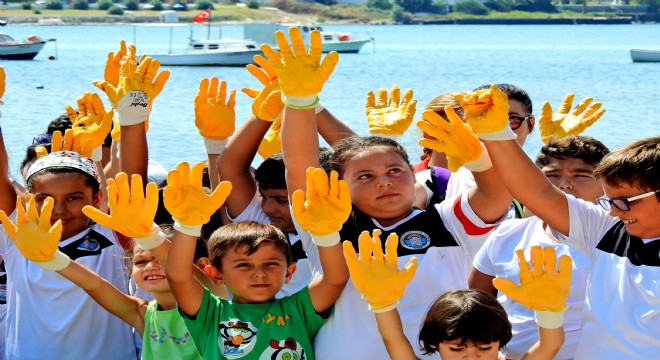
[597,190,659,211]
[32,133,52,145]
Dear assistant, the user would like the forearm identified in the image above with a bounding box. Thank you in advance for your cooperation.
[119,123,148,183]
[166,231,204,315]
[219,115,270,177]
[282,107,320,193]
[103,141,121,180]
[469,167,512,224]
[467,267,498,297]
[0,127,16,213]
[523,326,564,360]
[316,109,356,147]
[207,153,220,191]
[318,242,349,288]
[375,309,418,360]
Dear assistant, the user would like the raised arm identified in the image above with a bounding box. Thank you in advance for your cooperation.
[0,65,15,214]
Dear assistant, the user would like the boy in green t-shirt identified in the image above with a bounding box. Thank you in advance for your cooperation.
[165,163,351,359]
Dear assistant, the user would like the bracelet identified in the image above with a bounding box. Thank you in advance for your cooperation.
[281,94,320,110]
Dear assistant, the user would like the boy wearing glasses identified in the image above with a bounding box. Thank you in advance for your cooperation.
[480,124,659,359]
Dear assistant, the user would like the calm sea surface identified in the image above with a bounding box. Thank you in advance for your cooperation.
[2,23,660,178]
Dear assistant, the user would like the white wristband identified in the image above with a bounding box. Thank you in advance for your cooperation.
[134,223,166,250]
[173,218,202,237]
[204,137,229,155]
[477,126,517,141]
[535,310,565,329]
[369,301,398,313]
[310,232,340,247]
[90,146,103,162]
[282,94,319,109]
[463,143,492,173]
[37,250,71,271]
[116,90,151,126]
[315,101,325,114]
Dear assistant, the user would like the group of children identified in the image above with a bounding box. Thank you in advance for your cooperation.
[0,27,657,360]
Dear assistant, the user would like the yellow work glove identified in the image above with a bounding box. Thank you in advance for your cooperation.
[82,173,164,250]
[366,86,417,137]
[36,130,95,159]
[163,162,232,236]
[539,94,605,144]
[194,77,235,154]
[93,45,170,126]
[0,194,70,271]
[257,118,282,159]
[455,84,515,141]
[261,26,338,109]
[291,168,351,246]
[493,246,572,328]
[242,55,284,121]
[417,107,491,173]
[0,65,5,105]
[343,229,418,313]
[104,40,128,88]
[68,92,113,161]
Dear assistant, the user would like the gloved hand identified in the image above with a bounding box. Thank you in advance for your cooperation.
[93,46,170,126]
[291,168,351,246]
[417,107,488,172]
[366,86,417,136]
[242,55,284,121]
[82,172,164,249]
[261,26,338,109]
[0,194,70,271]
[539,94,605,144]
[194,77,236,145]
[455,84,514,141]
[163,162,232,236]
[343,229,418,313]
[0,65,5,105]
[36,130,95,159]
[68,92,113,161]
[257,118,282,159]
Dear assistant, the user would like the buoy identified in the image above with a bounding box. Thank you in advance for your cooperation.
[36,85,44,89]
[48,55,56,60]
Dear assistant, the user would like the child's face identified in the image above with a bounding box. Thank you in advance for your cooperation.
[508,99,533,147]
[602,182,660,238]
[342,146,415,227]
[437,340,500,360]
[30,172,102,240]
[258,188,295,234]
[132,245,170,294]
[219,242,294,304]
[541,157,602,204]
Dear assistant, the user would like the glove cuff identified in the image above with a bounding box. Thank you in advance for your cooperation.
[477,126,517,141]
[173,218,202,237]
[463,143,492,173]
[90,146,103,162]
[310,232,340,247]
[204,137,229,155]
[369,301,398,313]
[534,309,565,329]
[315,101,325,114]
[282,94,320,110]
[134,223,167,250]
[116,91,151,126]
[37,250,71,271]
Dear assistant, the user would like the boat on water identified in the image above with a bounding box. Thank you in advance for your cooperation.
[244,23,373,54]
[0,33,50,60]
[630,49,660,63]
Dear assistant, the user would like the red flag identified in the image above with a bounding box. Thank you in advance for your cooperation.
[193,9,210,23]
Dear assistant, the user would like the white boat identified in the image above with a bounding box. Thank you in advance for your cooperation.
[630,49,660,63]
[0,33,49,60]
[244,23,373,54]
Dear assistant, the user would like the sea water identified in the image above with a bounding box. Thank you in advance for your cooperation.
[1,23,659,177]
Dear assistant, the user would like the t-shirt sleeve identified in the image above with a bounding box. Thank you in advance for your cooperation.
[288,287,331,340]
[564,194,617,258]
[227,194,270,223]
[0,210,17,256]
[289,206,322,278]
[472,232,497,276]
[180,287,217,354]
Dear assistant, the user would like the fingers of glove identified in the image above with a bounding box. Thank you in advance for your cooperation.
[106,177,118,210]
[579,102,603,123]
[80,139,95,158]
[328,170,340,199]
[543,246,558,277]
[530,246,544,278]
[134,55,152,81]
[130,173,146,202]
[62,129,74,152]
[227,89,236,109]
[151,69,170,98]
[342,240,361,274]
[82,205,112,228]
[166,168,181,188]
[145,181,159,210]
[65,105,78,123]
[403,99,417,120]
[176,162,192,187]
[337,175,350,205]
[15,195,28,224]
[309,30,323,65]
[311,168,330,197]
[37,196,55,229]
[445,106,466,128]
[274,30,293,60]
[291,189,307,221]
[90,92,106,117]
[365,91,375,114]
[246,63,270,85]
[557,94,575,116]
[254,54,277,80]
[584,108,606,127]
[288,27,306,58]
[35,146,48,158]
[389,86,401,107]
[400,257,418,285]
[376,88,388,108]
[115,172,130,206]
[418,138,443,153]
[357,230,374,265]
[210,181,233,209]
[317,51,339,85]
[401,88,413,106]
[516,249,533,283]
[539,101,554,126]
[571,97,593,116]
[242,87,259,99]
[209,77,220,100]
[197,78,210,103]
[384,232,399,269]
[490,84,509,106]
[190,162,205,190]
[25,193,39,224]
[557,254,573,285]
[0,209,16,239]
[75,93,87,118]
[371,229,385,263]
[260,44,281,67]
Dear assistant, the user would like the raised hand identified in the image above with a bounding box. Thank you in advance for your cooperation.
[539,94,605,144]
[242,55,284,121]
[0,194,70,270]
[261,26,338,108]
[104,40,129,88]
[417,107,486,172]
[194,77,236,140]
[455,84,514,141]
[68,92,113,160]
[366,86,417,136]
[0,65,5,105]
[343,229,418,312]
[257,118,282,159]
[291,168,351,244]
[36,130,95,159]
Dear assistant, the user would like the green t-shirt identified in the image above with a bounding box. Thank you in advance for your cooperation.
[182,286,328,360]
[141,300,202,360]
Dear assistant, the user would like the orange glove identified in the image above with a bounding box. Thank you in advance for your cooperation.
[366,86,417,136]
[242,55,284,121]
[539,94,605,144]
[36,130,95,159]
[68,92,113,161]
[455,84,515,141]
[257,118,282,159]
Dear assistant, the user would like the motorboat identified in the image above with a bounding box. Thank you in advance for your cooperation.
[0,33,50,60]
[630,48,660,63]
[244,23,373,54]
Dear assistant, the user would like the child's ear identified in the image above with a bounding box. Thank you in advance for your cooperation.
[284,263,297,284]
[195,256,211,270]
[204,265,222,283]
[92,188,103,209]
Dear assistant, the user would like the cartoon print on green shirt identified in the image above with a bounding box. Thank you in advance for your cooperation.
[219,320,258,357]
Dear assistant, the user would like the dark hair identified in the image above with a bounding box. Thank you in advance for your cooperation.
[329,136,411,178]
[536,136,610,169]
[593,136,659,199]
[46,113,73,135]
[474,83,534,131]
[419,289,512,355]
[255,153,286,190]
[207,221,292,270]
[26,167,101,195]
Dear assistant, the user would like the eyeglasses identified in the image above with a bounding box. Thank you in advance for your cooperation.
[597,190,659,211]
[509,115,532,130]
[32,133,52,145]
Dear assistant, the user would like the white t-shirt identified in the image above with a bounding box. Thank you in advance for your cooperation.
[0,213,137,360]
[228,194,313,298]
[473,215,590,360]
[298,194,499,360]
[563,194,660,359]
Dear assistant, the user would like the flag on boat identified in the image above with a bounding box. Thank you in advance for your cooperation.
[193,9,210,23]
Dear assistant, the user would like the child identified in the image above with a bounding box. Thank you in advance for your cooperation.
[344,231,569,360]
[262,27,513,359]
[165,162,349,359]
[468,92,659,359]
[469,135,610,359]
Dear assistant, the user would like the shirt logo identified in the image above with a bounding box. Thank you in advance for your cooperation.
[400,230,431,250]
[77,236,100,252]
[218,319,258,358]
